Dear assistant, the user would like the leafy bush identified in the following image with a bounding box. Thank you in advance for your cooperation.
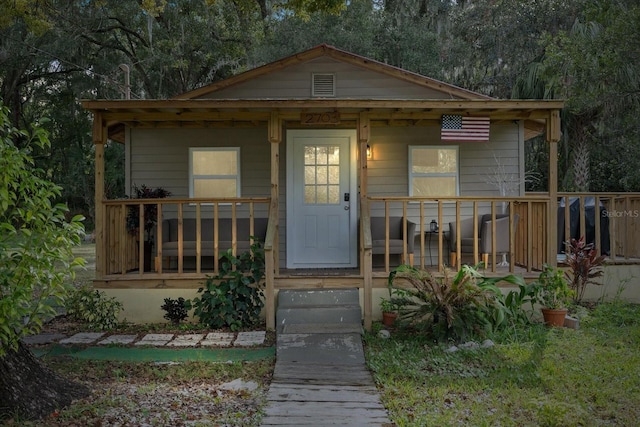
[501,278,539,324]
[66,285,123,330]
[388,264,526,342]
[191,241,265,331]
[0,104,85,355]
[161,297,190,325]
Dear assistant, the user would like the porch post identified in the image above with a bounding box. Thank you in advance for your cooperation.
[547,109,561,266]
[93,112,106,279]
[265,111,281,331]
[359,112,372,330]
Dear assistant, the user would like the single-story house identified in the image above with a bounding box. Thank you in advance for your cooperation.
[82,44,640,327]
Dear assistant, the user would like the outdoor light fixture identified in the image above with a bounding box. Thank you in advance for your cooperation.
[366,144,372,159]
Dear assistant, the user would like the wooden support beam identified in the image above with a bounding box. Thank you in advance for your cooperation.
[266,112,281,330]
[547,110,560,266]
[358,112,371,281]
[437,201,444,272]
[93,112,105,279]
[360,197,373,331]
[358,112,370,198]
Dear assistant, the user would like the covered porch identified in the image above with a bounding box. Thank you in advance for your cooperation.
[93,190,640,331]
[85,99,579,329]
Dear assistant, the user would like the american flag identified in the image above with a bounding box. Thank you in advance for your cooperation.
[441,115,490,142]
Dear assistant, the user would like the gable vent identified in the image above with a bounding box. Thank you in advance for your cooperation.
[312,73,336,97]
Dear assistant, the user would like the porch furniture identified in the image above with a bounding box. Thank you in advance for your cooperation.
[371,217,417,265]
[425,230,450,266]
[161,218,268,265]
[449,217,481,266]
[480,213,519,266]
[449,214,519,266]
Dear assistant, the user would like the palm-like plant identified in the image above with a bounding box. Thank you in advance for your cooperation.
[388,264,524,342]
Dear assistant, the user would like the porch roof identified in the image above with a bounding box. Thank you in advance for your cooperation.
[82,98,564,143]
[82,98,564,115]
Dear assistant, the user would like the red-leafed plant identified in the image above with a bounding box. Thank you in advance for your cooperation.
[564,237,605,303]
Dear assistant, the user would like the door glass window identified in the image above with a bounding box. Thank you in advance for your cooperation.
[304,145,340,204]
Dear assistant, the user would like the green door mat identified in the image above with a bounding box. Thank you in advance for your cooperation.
[33,345,275,362]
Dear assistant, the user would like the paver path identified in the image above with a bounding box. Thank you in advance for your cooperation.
[261,328,393,426]
[24,330,266,347]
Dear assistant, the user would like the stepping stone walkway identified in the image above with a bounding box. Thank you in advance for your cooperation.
[200,332,235,347]
[98,334,138,345]
[25,331,267,348]
[234,331,267,346]
[135,333,174,346]
[59,332,105,345]
[166,334,205,347]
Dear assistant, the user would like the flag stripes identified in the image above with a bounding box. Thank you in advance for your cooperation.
[441,115,490,142]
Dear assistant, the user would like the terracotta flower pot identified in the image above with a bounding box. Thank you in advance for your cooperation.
[541,308,568,327]
[382,311,397,327]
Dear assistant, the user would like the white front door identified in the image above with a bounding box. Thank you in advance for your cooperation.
[286,129,357,268]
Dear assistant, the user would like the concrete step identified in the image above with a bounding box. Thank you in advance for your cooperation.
[277,288,360,308]
[276,305,361,333]
[276,288,362,333]
[280,323,363,334]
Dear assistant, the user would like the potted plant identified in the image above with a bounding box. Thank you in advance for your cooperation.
[126,184,171,271]
[380,277,412,327]
[380,297,398,327]
[534,264,575,327]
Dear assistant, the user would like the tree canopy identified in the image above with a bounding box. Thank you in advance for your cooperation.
[0,0,638,221]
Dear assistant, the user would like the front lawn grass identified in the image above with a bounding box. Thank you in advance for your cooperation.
[366,301,640,426]
[16,358,275,426]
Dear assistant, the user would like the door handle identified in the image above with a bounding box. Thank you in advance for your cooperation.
[344,205,350,210]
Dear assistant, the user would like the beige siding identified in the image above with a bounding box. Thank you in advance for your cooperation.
[367,124,522,198]
[128,121,522,266]
[198,57,458,100]
[129,127,270,199]
[367,123,523,227]
[129,126,287,265]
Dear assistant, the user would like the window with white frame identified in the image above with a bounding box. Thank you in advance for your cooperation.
[189,148,240,198]
[409,146,459,196]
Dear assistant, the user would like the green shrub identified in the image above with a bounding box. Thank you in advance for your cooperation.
[191,241,265,331]
[161,297,190,325]
[388,264,526,342]
[66,285,122,330]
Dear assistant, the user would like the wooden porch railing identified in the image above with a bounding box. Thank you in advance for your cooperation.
[556,193,640,260]
[368,196,549,274]
[367,193,640,275]
[101,198,270,276]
